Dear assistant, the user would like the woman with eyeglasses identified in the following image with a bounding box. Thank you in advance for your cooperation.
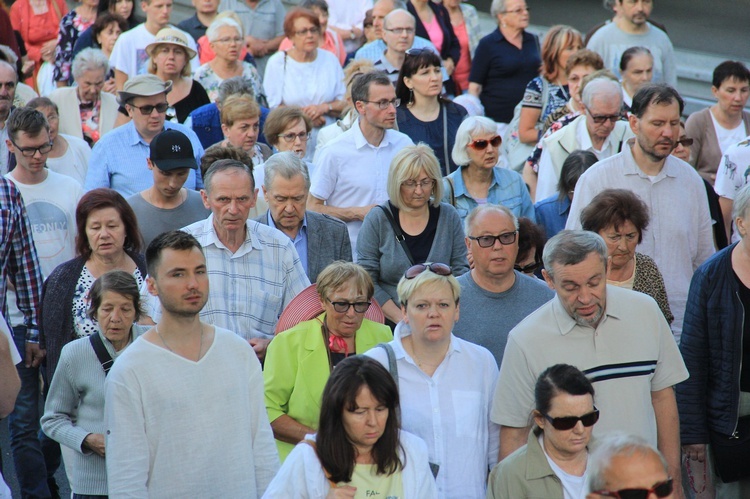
[395,49,467,175]
[263,8,346,160]
[580,188,673,324]
[487,364,598,499]
[277,0,346,66]
[442,116,534,224]
[263,106,313,162]
[365,262,499,497]
[357,144,468,327]
[264,262,392,462]
[619,46,653,114]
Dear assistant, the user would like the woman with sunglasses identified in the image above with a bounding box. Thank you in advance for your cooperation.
[357,144,468,327]
[514,216,546,278]
[487,364,598,499]
[395,49,468,175]
[442,116,534,224]
[264,262,392,463]
[580,189,673,324]
[365,262,499,498]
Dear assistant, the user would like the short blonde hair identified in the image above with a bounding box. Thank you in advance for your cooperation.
[317,261,374,302]
[220,94,260,127]
[397,266,460,307]
[386,143,443,211]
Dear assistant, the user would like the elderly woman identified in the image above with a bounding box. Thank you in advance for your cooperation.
[48,48,118,145]
[514,216,546,277]
[263,8,346,159]
[218,94,272,189]
[52,0,98,87]
[41,188,145,382]
[263,355,437,497]
[686,60,750,185]
[27,97,90,186]
[580,188,673,324]
[357,144,468,325]
[262,106,313,160]
[619,46,653,113]
[468,0,539,126]
[487,364,598,498]
[278,0,346,66]
[263,262,392,462]
[395,49,467,175]
[443,0,480,94]
[145,28,209,123]
[41,271,142,498]
[194,16,264,104]
[442,116,535,223]
[366,263,500,497]
[678,183,750,497]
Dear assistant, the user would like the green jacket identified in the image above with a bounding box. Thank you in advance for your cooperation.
[263,314,392,462]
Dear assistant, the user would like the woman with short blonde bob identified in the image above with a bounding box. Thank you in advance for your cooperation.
[357,144,468,326]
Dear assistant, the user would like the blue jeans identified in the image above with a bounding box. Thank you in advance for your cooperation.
[8,328,60,499]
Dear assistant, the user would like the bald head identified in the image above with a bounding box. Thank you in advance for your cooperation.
[0,61,17,122]
[372,0,404,38]
[382,9,416,52]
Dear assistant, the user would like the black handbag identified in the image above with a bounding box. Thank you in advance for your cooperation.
[709,415,750,483]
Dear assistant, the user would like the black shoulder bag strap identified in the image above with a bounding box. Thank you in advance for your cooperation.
[377,205,415,265]
[89,333,114,376]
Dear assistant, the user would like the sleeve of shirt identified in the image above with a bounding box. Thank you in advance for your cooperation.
[652,304,689,392]
[468,38,490,85]
[661,39,677,87]
[263,334,297,424]
[693,179,716,270]
[521,77,543,109]
[108,33,129,75]
[52,14,74,82]
[491,333,536,427]
[535,147,558,202]
[518,182,535,221]
[263,52,284,108]
[309,147,337,201]
[85,141,111,191]
[355,209,391,306]
[484,354,501,470]
[247,349,281,495]
[713,145,744,200]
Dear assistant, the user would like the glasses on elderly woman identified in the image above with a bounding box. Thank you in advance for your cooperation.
[404,262,452,279]
[327,298,371,314]
[592,478,673,499]
[542,408,599,430]
[468,136,502,150]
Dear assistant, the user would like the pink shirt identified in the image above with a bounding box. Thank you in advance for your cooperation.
[452,21,471,92]
[423,15,443,57]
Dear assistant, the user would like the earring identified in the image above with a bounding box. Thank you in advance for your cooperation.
[408,88,414,106]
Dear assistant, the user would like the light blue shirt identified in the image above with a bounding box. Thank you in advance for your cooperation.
[442,166,535,223]
[267,211,308,276]
[355,37,449,81]
[85,121,204,198]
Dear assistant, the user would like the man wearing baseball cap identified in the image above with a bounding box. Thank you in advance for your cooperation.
[127,129,210,247]
[85,74,205,198]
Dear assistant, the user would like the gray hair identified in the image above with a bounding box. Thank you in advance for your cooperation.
[490,0,507,17]
[203,158,253,194]
[263,151,311,191]
[733,183,750,222]
[587,433,669,493]
[582,77,622,109]
[452,116,499,167]
[464,204,518,236]
[0,60,17,81]
[207,16,243,42]
[383,8,415,30]
[542,230,608,278]
[72,48,110,80]
[217,76,255,105]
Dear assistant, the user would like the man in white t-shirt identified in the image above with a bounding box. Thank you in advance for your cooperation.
[110,0,199,90]
[105,230,279,497]
[308,71,413,254]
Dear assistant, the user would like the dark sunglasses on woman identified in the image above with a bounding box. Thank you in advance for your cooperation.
[468,135,502,150]
[404,262,452,279]
[592,478,673,499]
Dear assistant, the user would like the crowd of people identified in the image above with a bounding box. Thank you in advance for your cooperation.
[0,0,748,497]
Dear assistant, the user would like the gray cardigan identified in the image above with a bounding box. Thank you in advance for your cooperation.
[357,202,469,306]
[41,330,140,495]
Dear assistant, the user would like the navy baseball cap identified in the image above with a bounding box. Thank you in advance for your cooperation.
[149,129,197,171]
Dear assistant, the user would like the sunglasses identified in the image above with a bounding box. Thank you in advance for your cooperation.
[404,262,452,279]
[468,231,517,248]
[327,298,371,314]
[675,137,694,147]
[130,102,169,115]
[593,478,673,499]
[468,135,502,150]
[514,260,541,274]
[585,107,623,124]
[542,408,599,430]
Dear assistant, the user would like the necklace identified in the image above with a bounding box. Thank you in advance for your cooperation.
[407,335,448,370]
[155,323,204,360]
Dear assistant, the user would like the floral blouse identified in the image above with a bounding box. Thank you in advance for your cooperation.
[194,61,265,106]
[79,97,102,145]
[53,10,94,84]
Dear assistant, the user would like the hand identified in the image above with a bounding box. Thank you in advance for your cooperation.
[102,78,117,95]
[25,342,45,368]
[21,59,35,79]
[83,433,106,457]
[354,204,377,221]
[41,39,57,62]
[443,58,455,76]
[246,36,267,57]
[248,337,272,360]
[301,104,322,121]
[683,443,706,462]
[326,485,356,498]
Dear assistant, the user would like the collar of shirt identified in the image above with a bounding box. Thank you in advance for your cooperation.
[353,118,393,150]
[557,195,572,216]
[376,50,400,74]
[391,321,463,367]
[126,122,166,147]
[267,211,308,243]
[198,214,263,257]
[621,141,678,181]
[576,115,616,154]
[551,284,622,335]
[449,165,501,198]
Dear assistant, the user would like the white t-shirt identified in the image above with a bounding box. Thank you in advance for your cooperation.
[711,111,747,154]
[46,134,90,186]
[540,435,588,499]
[109,23,199,78]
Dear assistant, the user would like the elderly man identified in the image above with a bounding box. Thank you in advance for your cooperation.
[145,159,309,358]
[106,230,278,497]
[309,71,413,254]
[127,129,210,247]
[493,230,688,495]
[85,75,205,198]
[452,205,553,368]
[355,0,438,62]
[567,83,715,340]
[587,0,676,86]
[0,60,16,174]
[535,78,634,200]
[586,434,675,499]
[372,9,416,84]
[255,152,351,282]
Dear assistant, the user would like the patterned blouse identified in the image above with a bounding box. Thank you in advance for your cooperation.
[194,61,265,105]
[53,10,94,83]
[79,98,102,145]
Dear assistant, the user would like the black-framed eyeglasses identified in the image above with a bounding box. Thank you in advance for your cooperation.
[585,106,622,124]
[327,298,371,314]
[468,135,502,150]
[10,138,53,157]
[593,478,673,499]
[468,231,518,248]
[384,27,415,35]
[277,131,311,143]
[675,137,694,147]
[360,98,400,110]
[404,262,452,279]
[514,260,541,274]
[543,408,599,431]
[129,102,169,115]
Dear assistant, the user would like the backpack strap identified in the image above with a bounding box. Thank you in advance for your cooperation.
[89,333,114,376]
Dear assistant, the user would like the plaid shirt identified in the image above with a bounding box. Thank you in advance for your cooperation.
[0,177,43,342]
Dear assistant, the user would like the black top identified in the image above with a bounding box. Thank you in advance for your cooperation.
[736,271,750,391]
[390,202,439,264]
